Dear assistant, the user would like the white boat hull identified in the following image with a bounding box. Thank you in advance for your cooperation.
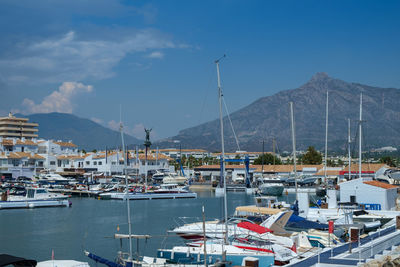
[100,192,197,200]
[0,199,70,209]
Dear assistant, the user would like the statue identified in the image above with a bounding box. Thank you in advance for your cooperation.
[144,128,152,148]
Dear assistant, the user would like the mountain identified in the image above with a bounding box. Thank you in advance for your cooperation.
[156,72,400,152]
[17,112,142,151]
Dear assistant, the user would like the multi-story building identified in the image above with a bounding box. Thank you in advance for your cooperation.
[158,148,210,159]
[0,113,38,139]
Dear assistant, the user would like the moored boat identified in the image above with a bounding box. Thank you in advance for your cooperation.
[0,187,70,209]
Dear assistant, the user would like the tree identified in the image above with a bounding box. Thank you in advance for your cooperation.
[326,159,336,167]
[380,156,396,167]
[301,146,322,165]
[254,153,282,165]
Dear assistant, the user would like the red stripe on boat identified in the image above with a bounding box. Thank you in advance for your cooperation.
[237,221,273,234]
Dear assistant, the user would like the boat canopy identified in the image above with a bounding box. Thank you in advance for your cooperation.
[235,205,284,215]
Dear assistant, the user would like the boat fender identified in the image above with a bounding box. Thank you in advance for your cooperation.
[171,251,174,260]
[29,203,35,208]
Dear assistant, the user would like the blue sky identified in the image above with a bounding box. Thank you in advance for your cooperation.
[1,0,399,140]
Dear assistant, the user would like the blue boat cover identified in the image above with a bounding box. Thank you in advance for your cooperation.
[87,252,126,267]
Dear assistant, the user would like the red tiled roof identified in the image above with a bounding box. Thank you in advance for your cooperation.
[363,180,398,189]
[54,141,77,147]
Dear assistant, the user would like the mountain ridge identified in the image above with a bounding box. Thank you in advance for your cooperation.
[155,73,400,152]
[15,112,142,151]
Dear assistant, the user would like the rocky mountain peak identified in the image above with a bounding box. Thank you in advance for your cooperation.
[310,72,330,81]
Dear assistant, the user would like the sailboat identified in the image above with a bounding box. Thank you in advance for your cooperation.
[316,91,329,197]
[156,58,279,266]
[85,117,148,267]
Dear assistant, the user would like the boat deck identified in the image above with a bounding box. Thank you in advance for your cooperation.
[288,225,400,266]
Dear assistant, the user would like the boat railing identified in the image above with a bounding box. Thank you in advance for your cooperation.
[172,216,205,229]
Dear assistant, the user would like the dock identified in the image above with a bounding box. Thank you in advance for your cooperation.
[288,225,400,266]
[48,189,100,197]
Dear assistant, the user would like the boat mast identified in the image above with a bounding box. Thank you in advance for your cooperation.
[272,138,276,167]
[348,118,351,180]
[262,139,264,174]
[324,91,329,185]
[215,55,228,248]
[359,93,363,179]
[120,119,133,261]
[290,102,298,199]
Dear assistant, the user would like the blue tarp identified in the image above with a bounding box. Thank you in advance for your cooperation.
[86,252,128,267]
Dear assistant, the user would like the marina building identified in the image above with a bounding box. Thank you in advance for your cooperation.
[339,178,398,210]
[158,148,210,159]
[0,113,38,139]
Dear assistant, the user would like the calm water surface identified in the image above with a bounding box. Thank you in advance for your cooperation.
[0,191,297,263]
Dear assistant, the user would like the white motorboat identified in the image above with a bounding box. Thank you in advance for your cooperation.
[152,171,166,184]
[258,177,284,196]
[37,260,90,267]
[38,173,70,183]
[99,184,197,200]
[0,187,70,209]
[162,173,187,185]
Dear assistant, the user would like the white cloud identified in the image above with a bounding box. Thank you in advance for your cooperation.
[0,30,183,84]
[147,51,164,59]
[131,123,145,139]
[21,82,93,114]
[108,120,120,131]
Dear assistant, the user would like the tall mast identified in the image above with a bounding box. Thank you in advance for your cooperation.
[324,91,329,185]
[262,139,264,174]
[359,93,363,179]
[348,118,351,180]
[290,102,298,199]
[120,119,133,261]
[272,138,276,167]
[215,55,228,248]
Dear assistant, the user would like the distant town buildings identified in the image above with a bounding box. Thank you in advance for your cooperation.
[0,113,397,181]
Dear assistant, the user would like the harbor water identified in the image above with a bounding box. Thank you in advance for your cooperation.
[0,191,298,262]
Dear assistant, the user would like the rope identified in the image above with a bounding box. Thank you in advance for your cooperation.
[222,97,241,151]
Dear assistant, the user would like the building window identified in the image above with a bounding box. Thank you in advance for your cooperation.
[94,161,97,165]
[98,161,102,165]
[86,161,90,165]
[50,161,56,165]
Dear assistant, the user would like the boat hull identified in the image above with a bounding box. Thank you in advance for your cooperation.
[259,185,284,196]
[100,192,197,200]
[0,199,70,209]
[157,249,274,266]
